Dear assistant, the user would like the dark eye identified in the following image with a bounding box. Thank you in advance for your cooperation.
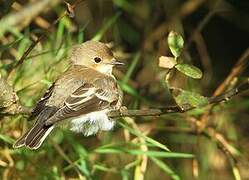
[94,57,102,63]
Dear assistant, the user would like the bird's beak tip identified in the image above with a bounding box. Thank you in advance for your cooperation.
[113,61,125,66]
[109,59,124,66]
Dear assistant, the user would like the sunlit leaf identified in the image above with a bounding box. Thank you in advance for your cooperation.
[175,63,202,79]
[167,31,184,58]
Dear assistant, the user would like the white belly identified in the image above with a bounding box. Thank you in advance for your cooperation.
[68,110,115,136]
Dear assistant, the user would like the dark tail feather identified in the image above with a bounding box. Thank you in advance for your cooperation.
[13,131,29,148]
[13,123,54,150]
[13,106,57,149]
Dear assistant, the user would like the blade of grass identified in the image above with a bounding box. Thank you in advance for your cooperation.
[122,52,141,84]
[0,134,15,144]
[113,0,135,13]
[127,150,193,158]
[92,164,119,173]
[97,142,160,150]
[56,19,65,46]
[118,121,170,151]
[95,148,193,158]
[0,38,23,51]
[118,81,148,103]
[77,22,89,44]
[150,157,180,180]
[92,12,121,41]
[65,133,92,179]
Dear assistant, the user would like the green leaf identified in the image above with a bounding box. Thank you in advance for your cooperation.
[167,31,184,58]
[95,148,193,158]
[56,19,65,46]
[174,89,209,109]
[93,164,118,173]
[175,63,202,79]
[126,150,194,158]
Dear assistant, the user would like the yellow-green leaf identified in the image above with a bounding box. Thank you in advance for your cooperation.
[167,31,184,58]
[174,89,208,109]
[175,63,202,79]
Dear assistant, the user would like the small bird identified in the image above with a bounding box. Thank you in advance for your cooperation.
[13,41,123,149]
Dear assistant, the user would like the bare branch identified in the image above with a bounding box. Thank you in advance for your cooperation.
[107,79,249,118]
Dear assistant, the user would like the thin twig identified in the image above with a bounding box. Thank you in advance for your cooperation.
[184,0,223,50]
[198,47,249,131]
[213,47,249,96]
[144,0,205,50]
[1,0,83,115]
[7,0,83,78]
[107,79,249,118]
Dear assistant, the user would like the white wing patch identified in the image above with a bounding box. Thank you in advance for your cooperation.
[70,88,95,98]
[65,87,96,108]
[95,90,114,102]
[69,110,115,136]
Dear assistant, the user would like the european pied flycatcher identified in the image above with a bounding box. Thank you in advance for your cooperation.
[13,41,123,149]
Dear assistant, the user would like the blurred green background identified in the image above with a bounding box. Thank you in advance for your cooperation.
[0,0,249,179]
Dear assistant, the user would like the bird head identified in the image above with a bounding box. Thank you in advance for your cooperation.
[69,41,123,74]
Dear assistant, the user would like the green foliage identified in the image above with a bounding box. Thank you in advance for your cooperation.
[175,63,203,79]
[167,31,184,59]
[0,1,248,180]
[174,88,209,109]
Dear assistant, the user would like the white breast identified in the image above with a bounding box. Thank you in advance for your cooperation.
[69,110,115,136]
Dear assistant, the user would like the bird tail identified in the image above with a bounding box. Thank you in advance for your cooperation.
[13,123,54,150]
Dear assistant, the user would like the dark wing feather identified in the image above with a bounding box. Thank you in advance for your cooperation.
[45,82,118,125]
[30,84,55,119]
[13,83,57,149]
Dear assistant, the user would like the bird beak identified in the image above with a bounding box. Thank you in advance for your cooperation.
[109,59,124,66]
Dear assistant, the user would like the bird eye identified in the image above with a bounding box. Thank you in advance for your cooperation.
[94,57,102,63]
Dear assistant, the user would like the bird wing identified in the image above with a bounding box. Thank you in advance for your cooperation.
[30,83,55,119]
[45,81,119,125]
